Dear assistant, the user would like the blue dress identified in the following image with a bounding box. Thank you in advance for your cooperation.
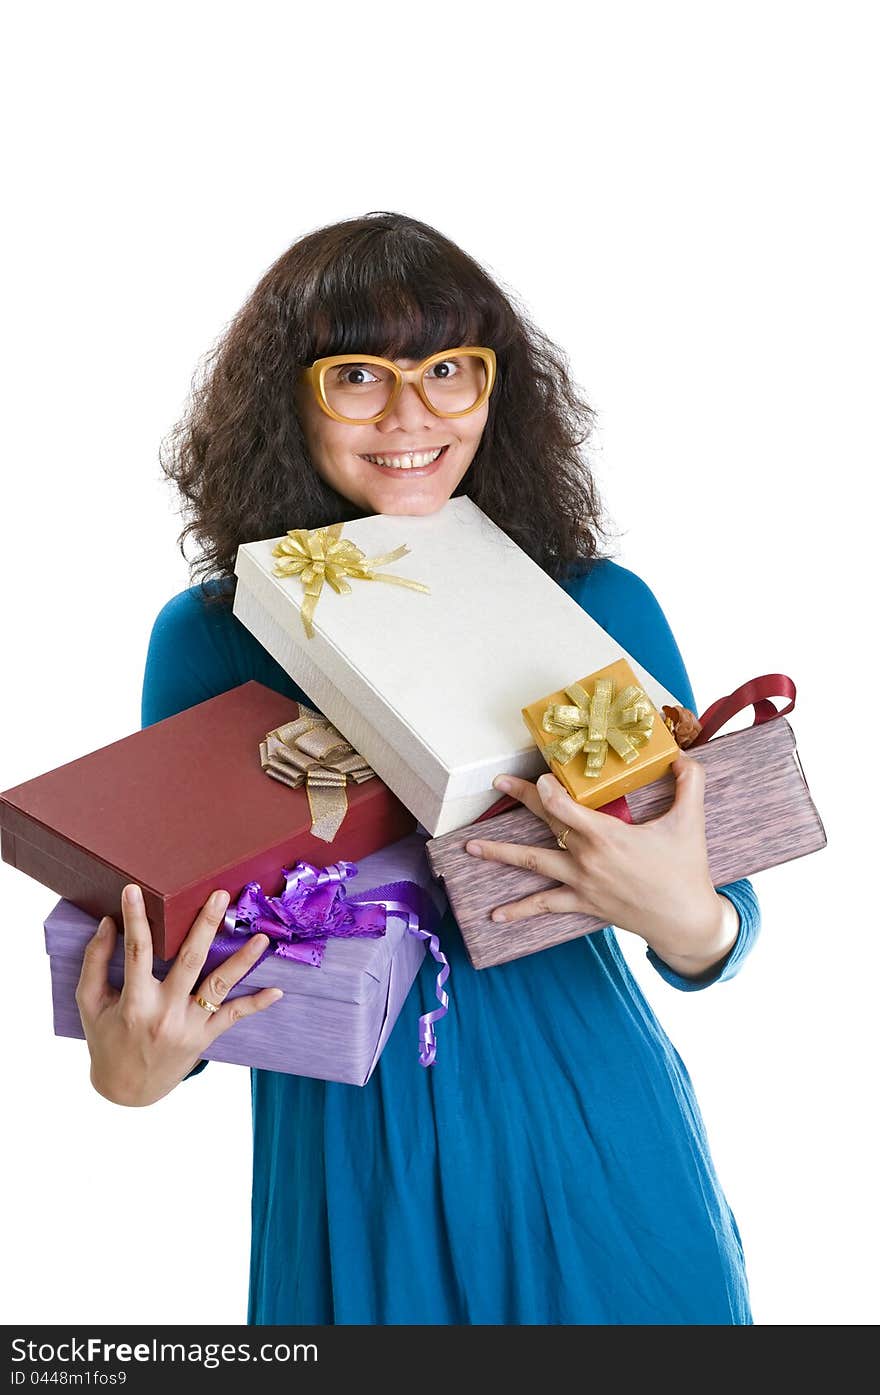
[141,560,759,1325]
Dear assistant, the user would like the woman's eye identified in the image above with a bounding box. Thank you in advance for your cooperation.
[337,365,380,386]
[425,359,460,380]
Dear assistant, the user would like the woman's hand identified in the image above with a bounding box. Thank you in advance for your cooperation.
[75,884,284,1107]
[465,754,739,977]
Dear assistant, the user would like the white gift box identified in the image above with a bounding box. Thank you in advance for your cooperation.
[233,497,679,835]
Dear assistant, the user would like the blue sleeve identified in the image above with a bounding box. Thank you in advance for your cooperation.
[141,582,309,1080]
[142,588,236,727]
[142,588,230,1078]
[142,581,310,728]
[564,560,761,991]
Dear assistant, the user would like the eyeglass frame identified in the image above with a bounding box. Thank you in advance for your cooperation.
[297,345,497,425]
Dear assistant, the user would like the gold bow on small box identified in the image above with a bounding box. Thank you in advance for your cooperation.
[271,522,429,638]
[260,703,376,842]
[521,658,681,809]
[541,676,655,773]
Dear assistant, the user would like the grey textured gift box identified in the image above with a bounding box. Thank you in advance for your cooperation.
[43,833,447,1085]
[426,717,827,970]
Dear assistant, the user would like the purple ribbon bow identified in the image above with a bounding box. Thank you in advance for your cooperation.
[200,858,449,1068]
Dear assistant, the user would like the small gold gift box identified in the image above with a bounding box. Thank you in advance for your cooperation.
[521,658,680,809]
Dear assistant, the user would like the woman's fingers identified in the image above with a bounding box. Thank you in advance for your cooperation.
[161,888,284,1042]
[493,773,551,822]
[163,889,234,998]
[75,916,120,1020]
[465,835,573,883]
[200,983,286,1043]
[532,772,614,840]
[188,930,273,1017]
[117,884,158,1003]
[176,908,282,1040]
[488,883,589,925]
[492,772,598,845]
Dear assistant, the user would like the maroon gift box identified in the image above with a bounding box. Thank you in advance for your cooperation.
[1,680,414,960]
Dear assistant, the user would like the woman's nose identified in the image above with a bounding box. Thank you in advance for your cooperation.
[380,379,435,431]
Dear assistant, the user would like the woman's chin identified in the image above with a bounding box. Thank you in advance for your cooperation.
[362,474,463,516]
[374,492,453,516]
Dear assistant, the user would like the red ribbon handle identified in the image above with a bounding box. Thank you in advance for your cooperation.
[689,673,797,747]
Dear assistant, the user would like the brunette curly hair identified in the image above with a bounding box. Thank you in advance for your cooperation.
[159,211,616,608]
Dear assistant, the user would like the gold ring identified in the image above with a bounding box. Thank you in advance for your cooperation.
[195,996,219,1014]
[555,826,571,851]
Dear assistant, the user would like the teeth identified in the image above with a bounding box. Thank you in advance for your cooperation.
[362,447,444,469]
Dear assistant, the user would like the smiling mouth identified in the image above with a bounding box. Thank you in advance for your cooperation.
[359,444,450,470]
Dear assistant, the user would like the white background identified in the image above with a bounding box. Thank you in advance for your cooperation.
[1,1,876,1327]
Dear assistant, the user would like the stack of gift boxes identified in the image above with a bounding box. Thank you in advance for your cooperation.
[0,497,826,1084]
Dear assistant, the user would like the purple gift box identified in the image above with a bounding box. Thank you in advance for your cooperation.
[43,833,449,1086]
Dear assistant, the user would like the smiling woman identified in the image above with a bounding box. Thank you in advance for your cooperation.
[157,210,607,598]
[293,344,494,511]
[114,211,766,1326]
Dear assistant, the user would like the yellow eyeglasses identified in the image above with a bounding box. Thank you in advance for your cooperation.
[298,346,497,425]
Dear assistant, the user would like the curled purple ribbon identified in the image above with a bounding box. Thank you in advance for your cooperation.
[348,880,450,1069]
[201,859,449,1067]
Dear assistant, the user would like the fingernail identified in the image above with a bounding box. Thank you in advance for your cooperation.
[123,885,142,907]
[493,776,512,792]
[491,910,507,923]
[270,989,284,1002]
[96,917,108,935]
[210,889,230,913]
[537,773,553,793]
[465,841,483,857]
[251,933,269,950]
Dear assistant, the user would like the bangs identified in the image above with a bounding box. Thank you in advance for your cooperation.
[304,278,488,363]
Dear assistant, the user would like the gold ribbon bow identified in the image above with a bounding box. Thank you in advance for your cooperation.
[271,522,429,638]
[260,703,376,842]
[541,677,656,776]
